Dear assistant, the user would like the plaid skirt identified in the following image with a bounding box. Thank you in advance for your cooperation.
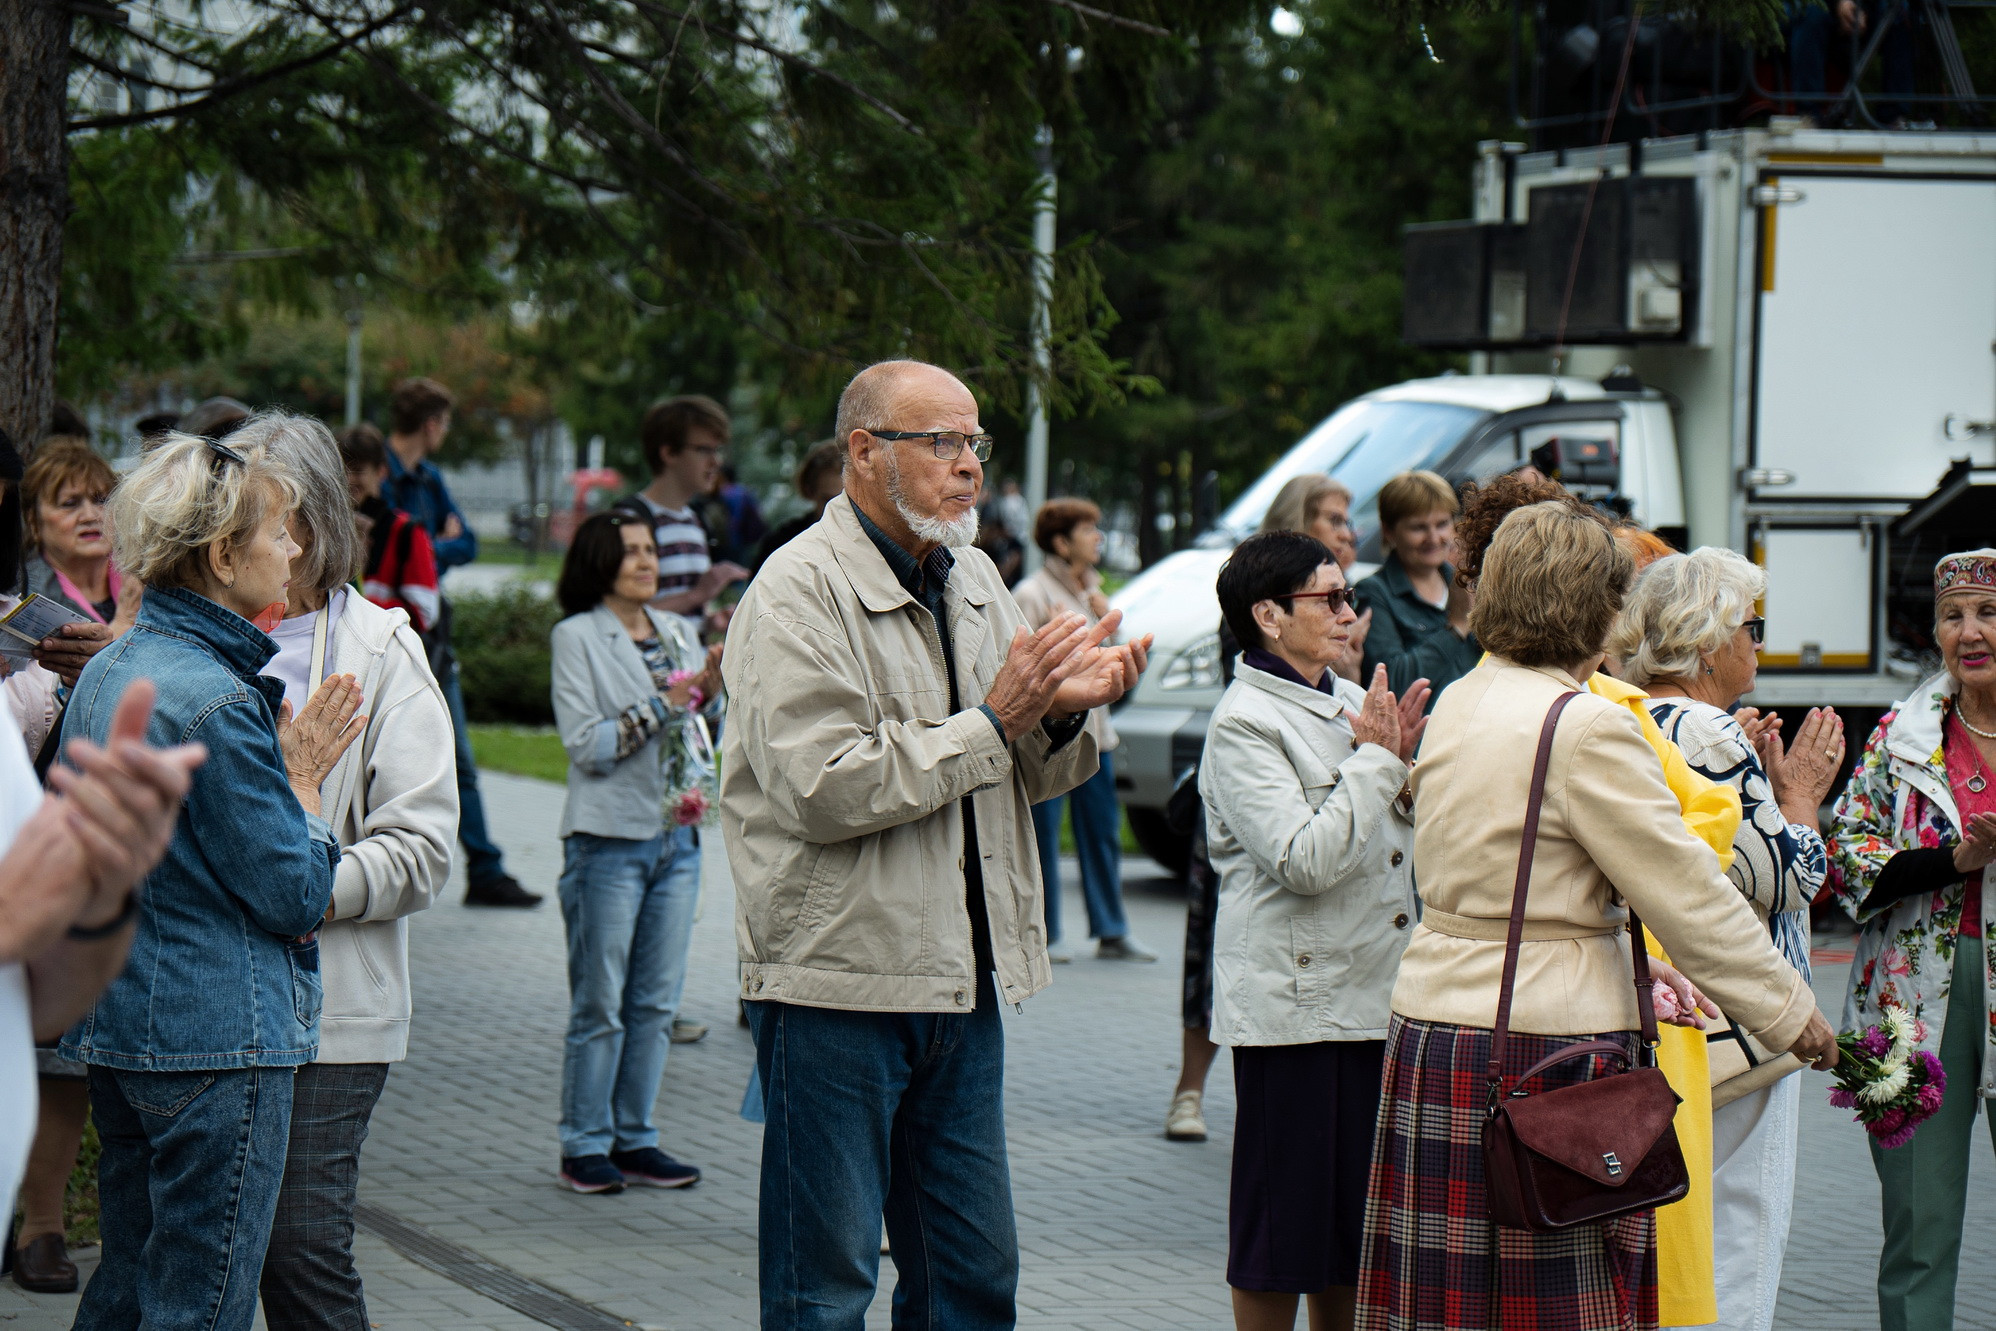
[1355,1015,1658,1331]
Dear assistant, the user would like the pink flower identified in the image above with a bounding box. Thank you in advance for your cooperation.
[1882,947,1912,978]
[1917,1083,1944,1115]
[1857,1026,1891,1058]
[1918,1050,1947,1092]
[1874,1120,1920,1149]
[1651,981,1683,1022]
[1828,1087,1858,1109]
[673,789,709,827]
[1913,1018,1931,1044]
[1874,1107,1909,1136]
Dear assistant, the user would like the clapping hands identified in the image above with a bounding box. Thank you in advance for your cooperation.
[1348,665,1430,765]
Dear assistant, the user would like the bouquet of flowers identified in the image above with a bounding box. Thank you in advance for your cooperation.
[1826,1008,1947,1149]
[662,677,718,829]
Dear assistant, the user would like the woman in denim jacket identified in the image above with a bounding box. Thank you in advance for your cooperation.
[60,425,363,1331]
[549,511,721,1195]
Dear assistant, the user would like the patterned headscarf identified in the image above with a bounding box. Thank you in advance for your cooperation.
[1934,548,1996,600]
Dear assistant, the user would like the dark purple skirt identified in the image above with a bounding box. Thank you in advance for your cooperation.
[1228,1038,1387,1293]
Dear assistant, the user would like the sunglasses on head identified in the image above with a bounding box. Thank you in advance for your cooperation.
[204,436,248,469]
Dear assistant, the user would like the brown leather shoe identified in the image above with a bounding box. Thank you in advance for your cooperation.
[12,1232,78,1294]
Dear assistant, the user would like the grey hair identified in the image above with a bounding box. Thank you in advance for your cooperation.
[1608,546,1766,688]
[230,410,359,594]
[833,360,943,462]
[1260,474,1353,536]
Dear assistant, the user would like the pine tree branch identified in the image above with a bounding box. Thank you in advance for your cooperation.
[66,5,419,132]
[1042,0,1173,39]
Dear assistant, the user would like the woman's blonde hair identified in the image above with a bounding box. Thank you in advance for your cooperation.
[1471,501,1634,668]
[112,423,301,590]
[1377,469,1457,532]
[1260,474,1352,536]
[1607,547,1765,688]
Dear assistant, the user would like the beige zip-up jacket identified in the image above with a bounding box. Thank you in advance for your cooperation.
[720,494,1100,1012]
[1202,665,1415,1046]
[1392,659,1814,1049]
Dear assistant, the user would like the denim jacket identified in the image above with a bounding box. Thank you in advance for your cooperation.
[60,585,340,1070]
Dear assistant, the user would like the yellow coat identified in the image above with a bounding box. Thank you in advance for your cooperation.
[1588,672,1734,1329]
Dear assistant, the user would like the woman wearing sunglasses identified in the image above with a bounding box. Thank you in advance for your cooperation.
[1612,547,1844,1331]
[1200,530,1429,1331]
[549,512,723,1196]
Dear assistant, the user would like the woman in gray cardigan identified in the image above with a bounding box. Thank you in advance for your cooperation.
[550,512,721,1196]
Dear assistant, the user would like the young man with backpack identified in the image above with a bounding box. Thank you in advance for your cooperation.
[378,379,541,908]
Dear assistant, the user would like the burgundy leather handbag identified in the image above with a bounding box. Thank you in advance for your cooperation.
[1480,691,1691,1232]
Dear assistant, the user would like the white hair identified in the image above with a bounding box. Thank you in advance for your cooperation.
[1608,547,1766,688]
[884,447,977,548]
[112,426,301,590]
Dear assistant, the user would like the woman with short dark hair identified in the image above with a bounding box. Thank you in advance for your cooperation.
[1016,498,1152,964]
[549,512,722,1195]
[1355,503,1839,1331]
[1205,530,1428,1331]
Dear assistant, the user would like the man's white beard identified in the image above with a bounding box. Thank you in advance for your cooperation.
[885,450,979,548]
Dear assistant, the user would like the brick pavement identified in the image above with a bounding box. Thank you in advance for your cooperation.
[5,768,1993,1329]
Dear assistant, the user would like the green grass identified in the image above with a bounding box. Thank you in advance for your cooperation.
[468,725,569,783]
[472,543,556,567]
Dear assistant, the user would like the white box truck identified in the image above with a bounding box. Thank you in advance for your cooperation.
[1110,123,1996,874]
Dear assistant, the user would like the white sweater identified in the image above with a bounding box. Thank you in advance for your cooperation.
[301,594,457,1063]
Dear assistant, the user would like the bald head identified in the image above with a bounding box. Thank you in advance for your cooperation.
[837,359,985,556]
[834,360,974,460]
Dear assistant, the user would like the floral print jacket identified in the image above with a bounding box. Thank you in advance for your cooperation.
[1827,669,1996,1102]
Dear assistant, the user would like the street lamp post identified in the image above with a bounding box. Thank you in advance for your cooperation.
[1023,124,1055,574]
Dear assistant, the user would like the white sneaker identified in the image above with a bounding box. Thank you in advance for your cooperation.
[1165,1089,1207,1142]
[1048,941,1073,964]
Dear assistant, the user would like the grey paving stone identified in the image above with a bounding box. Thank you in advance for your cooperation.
[11,767,1995,1330]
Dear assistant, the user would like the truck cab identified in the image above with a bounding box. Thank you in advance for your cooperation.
[1109,372,1680,874]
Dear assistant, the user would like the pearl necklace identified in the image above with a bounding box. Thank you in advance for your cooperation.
[1960,704,1996,741]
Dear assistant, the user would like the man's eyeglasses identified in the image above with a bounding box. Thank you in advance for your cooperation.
[1277,587,1355,614]
[1741,616,1765,645]
[866,430,995,463]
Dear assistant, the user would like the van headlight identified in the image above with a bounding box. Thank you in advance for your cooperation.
[1158,632,1223,690]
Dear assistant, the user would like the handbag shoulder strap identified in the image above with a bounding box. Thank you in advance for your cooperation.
[1487,689,1665,1104]
[1487,691,1579,1094]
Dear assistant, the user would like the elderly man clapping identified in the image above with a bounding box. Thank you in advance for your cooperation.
[722,359,1149,1330]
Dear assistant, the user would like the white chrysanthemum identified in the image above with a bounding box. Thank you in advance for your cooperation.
[1883,1007,1917,1052]
[1860,1062,1911,1105]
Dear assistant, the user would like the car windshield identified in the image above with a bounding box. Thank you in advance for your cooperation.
[1199,399,1487,547]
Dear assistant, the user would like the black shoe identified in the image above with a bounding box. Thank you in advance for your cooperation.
[465,874,542,908]
[610,1147,701,1189]
[558,1154,626,1194]
[12,1233,78,1294]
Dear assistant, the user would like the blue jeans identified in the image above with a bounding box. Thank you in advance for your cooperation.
[557,826,702,1157]
[442,660,507,885]
[1030,751,1129,943]
[260,1061,389,1331]
[77,1064,295,1331]
[747,971,1017,1331]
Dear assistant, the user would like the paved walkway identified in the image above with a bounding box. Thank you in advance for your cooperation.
[6,769,1994,1329]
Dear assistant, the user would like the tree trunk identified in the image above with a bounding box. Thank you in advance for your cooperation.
[0,0,71,456]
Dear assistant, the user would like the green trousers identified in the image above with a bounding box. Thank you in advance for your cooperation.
[1871,935,1994,1331]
